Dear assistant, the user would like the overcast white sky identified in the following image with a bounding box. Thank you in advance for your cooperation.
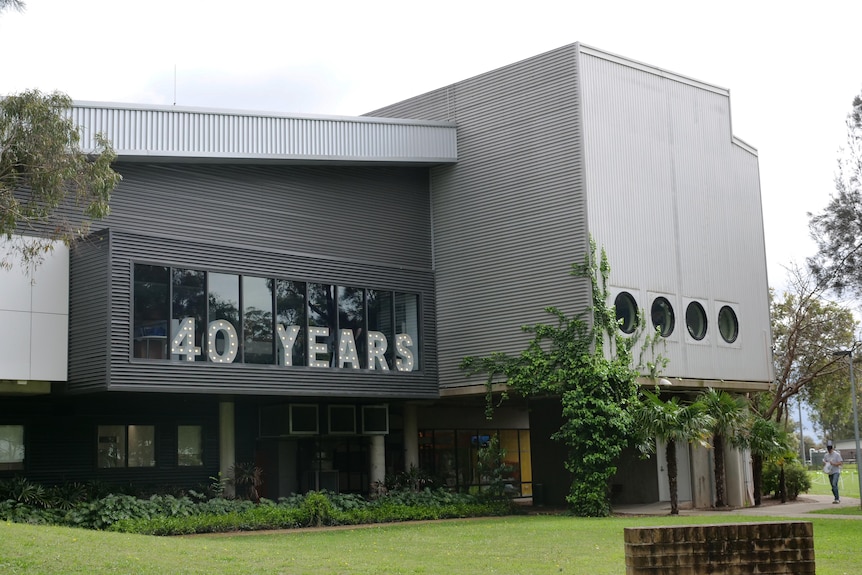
[2,0,862,296]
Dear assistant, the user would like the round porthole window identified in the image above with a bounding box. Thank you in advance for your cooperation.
[614,292,638,334]
[718,305,739,343]
[685,301,707,341]
[651,297,675,337]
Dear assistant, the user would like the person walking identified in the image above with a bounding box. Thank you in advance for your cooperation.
[823,440,844,503]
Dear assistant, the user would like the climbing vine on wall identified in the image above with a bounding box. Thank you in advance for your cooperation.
[461,240,640,517]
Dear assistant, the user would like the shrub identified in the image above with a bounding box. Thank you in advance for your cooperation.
[763,460,811,500]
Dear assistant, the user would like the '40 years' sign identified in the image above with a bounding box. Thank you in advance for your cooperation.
[170,318,415,371]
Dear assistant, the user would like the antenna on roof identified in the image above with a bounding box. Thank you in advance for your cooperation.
[173,65,177,106]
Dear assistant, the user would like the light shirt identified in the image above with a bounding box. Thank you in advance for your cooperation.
[824,449,843,474]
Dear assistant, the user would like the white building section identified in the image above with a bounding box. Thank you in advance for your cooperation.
[0,236,68,391]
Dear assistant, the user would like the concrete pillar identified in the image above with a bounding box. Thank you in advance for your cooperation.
[403,403,419,471]
[219,400,236,497]
[724,442,745,507]
[369,435,386,487]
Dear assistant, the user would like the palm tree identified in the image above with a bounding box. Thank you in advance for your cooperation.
[633,389,714,515]
[699,388,749,507]
[745,415,794,506]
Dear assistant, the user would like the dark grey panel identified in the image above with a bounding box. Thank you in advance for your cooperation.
[80,230,438,399]
[104,164,432,270]
[370,45,592,388]
[68,232,111,393]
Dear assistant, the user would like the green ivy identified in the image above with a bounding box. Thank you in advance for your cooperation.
[461,240,639,517]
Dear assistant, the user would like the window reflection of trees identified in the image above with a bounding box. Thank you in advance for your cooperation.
[208,273,239,357]
[133,264,169,359]
[276,280,306,366]
[133,266,420,369]
[308,283,337,366]
[243,276,274,364]
[172,269,206,361]
[339,286,365,368]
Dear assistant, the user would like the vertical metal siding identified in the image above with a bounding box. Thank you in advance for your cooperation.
[69,105,456,162]
[370,45,592,388]
[580,53,772,383]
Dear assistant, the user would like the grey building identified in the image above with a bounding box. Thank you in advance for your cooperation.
[0,43,772,508]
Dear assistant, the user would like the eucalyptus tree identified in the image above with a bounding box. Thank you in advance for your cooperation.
[699,388,748,507]
[809,89,862,296]
[1,90,121,269]
[632,390,714,515]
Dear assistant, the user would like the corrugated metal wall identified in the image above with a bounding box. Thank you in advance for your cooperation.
[369,44,592,388]
[70,104,457,163]
[579,51,773,383]
[67,164,438,399]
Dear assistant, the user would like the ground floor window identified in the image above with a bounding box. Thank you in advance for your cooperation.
[418,429,531,496]
[0,425,24,471]
[97,425,155,468]
[178,425,203,466]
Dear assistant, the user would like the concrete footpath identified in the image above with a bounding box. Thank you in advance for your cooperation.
[612,494,862,519]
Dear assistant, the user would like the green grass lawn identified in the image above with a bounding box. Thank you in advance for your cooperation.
[2,514,861,575]
[807,465,860,500]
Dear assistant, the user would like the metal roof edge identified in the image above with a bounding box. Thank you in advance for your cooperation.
[72,100,456,128]
[578,43,730,97]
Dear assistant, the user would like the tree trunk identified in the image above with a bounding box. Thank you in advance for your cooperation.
[713,434,726,507]
[667,439,679,515]
[779,464,787,504]
[753,454,763,506]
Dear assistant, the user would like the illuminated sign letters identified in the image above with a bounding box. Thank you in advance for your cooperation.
[171,319,415,371]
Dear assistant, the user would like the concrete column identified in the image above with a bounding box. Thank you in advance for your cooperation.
[219,400,236,497]
[403,403,419,471]
[369,435,386,487]
[724,441,745,507]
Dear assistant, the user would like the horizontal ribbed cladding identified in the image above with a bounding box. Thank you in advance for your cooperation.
[105,163,432,270]
[103,230,438,399]
[372,44,591,389]
[68,232,111,393]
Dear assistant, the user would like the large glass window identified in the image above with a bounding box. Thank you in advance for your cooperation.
[177,425,203,466]
[98,425,155,468]
[0,425,24,471]
[368,290,394,370]
[338,287,366,368]
[395,293,420,370]
[243,276,274,364]
[419,428,531,496]
[208,273,239,363]
[172,269,206,362]
[308,284,337,368]
[133,264,170,359]
[132,265,420,371]
[276,280,306,366]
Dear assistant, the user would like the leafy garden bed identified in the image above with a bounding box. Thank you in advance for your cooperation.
[0,478,515,535]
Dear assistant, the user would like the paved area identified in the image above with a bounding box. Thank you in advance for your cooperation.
[612,495,862,519]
